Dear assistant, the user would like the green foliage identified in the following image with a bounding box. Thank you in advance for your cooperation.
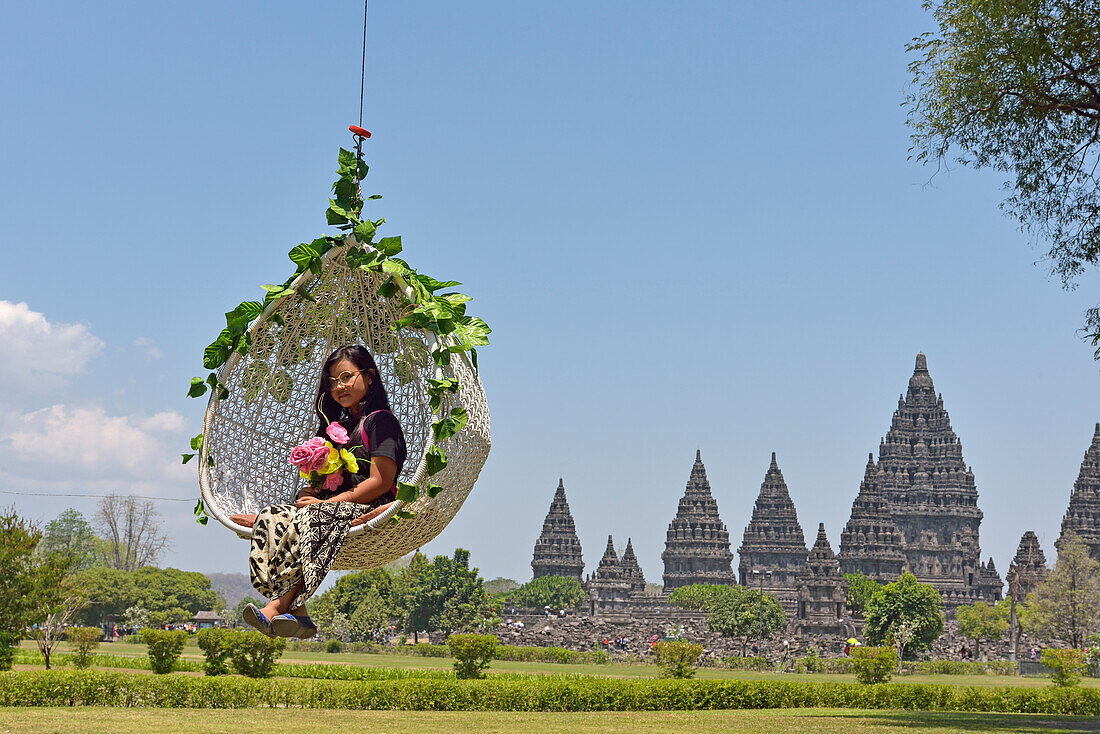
[195,627,233,676]
[73,566,219,629]
[311,567,393,641]
[231,596,262,624]
[66,627,101,669]
[140,628,188,674]
[483,577,520,595]
[406,549,496,635]
[506,575,586,610]
[185,148,492,522]
[1021,533,1100,648]
[41,509,99,571]
[653,640,703,679]
[865,572,944,659]
[851,646,899,685]
[349,586,389,642]
[325,639,342,653]
[955,600,1009,655]
[446,633,498,679]
[227,629,286,678]
[668,583,733,612]
[7,669,1100,713]
[1042,648,1089,688]
[72,567,138,627]
[704,585,786,655]
[844,572,881,616]
[904,0,1100,356]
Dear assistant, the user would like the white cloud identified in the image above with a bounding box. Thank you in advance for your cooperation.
[0,301,104,382]
[134,337,164,361]
[0,404,190,485]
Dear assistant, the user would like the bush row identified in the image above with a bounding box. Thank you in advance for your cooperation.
[12,651,204,673]
[2,669,1100,714]
[716,656,1017,677]
[285,640,609,665]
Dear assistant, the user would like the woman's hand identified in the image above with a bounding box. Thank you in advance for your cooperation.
[295,495,322,509]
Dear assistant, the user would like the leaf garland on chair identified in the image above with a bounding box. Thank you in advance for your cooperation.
[187,148,490,526]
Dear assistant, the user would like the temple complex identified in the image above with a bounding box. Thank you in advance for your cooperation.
[620,538,646,595]
[790,523,850,637]
[1006,531,1048,601]
[738,453,808,614]
[661,451,736,591]
[871,353,1000,604]
[838,454,906,581]
[585,535,634,616]
[531,479,585,582]
[1058,423,1100,562]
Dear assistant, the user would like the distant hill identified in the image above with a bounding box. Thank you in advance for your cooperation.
[206,572,255,608]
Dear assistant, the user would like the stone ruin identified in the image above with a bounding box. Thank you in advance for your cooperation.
[790,523,851,638]
[838,454,906,581]
[531,478,584,582]
[661,450,735,591]
[1006,530,1048,602]
[1058,422,1100,562]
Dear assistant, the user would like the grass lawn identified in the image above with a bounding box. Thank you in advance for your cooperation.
[2,707,1100,733]
[18,640,1100,689]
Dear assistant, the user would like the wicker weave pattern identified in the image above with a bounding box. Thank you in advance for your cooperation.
[199,240,490,570]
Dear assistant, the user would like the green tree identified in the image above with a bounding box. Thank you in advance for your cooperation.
[865,572,945,659]
[667,583,733,612]
[1022,533,1100,648]
[407,549,495,636]
[311,568,393,636]
[955,600,1009,657]
[349,586,388,642]
[653,640,704,679]
[447,633,498,679]
[705,585,786,657]
[483,577,520,595]
[844,572,882,617]
[389,551,429,642]
[0,508,73,670]
[72,567,138,627]
[506,576,586,610]
[231,596,262,625]
[41,509,100,571]
[905,0,1100,353]
[30,572,87,669]
[131,567,221,628]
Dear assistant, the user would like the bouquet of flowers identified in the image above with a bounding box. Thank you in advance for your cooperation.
[289,422,360,492]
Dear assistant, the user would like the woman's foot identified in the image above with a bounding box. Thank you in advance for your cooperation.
[272,613,319,639]
[230,514,257,528]
[242,603,274,638]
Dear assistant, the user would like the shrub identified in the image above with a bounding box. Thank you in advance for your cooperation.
[227,629,286,678]
[325,639,343,653]
[852,646,898,685]
[447,633,498,679]
[653,640,703,679]
[139,628,188,674]
[1042,648,1088,687]
[195,627,233,676]
[66,627,101,669]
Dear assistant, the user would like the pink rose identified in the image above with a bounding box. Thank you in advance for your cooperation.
[305,443,332,473]
[323,470,344,491]
[325,422,349,445]
[289,437,329,471]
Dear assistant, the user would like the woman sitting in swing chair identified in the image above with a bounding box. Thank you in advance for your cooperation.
[230,344,407,638]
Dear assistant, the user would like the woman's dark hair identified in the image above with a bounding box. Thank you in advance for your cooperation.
[315,344,392,434]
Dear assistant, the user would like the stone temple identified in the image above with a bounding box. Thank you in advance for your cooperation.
[531,479,584,582]
[866,353,1001,605]
[738,453,808,614]
[661,451,735,591]
[791,523,850,637]
[838,454,906,581]
[1058,423,1100,561]
[1006,531,1048,601]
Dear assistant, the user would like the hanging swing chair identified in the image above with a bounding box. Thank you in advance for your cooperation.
[195,140,491,571]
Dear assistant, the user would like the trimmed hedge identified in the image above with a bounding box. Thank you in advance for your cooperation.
[3,670,1100,713]
[285,640,609,665]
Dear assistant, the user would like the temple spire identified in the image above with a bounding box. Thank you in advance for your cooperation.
[662,451,734,591]
[1058,423,1100,561]
[531,478,585,581]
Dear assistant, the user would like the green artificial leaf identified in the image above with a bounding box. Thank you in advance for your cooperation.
[194,499,208,526]
[207,455,216,468]
[376,236,402,256]
[203,329,234,369]
[357,161,369,180]
[377,278,398,298]
[395,510,416,520]
[396,482,420,502]
[338,148,357,170]
[289,242,321,268]
[333,177,359,208]
[432,407,469,441]
[309,257,323,276]
[353,220,377,244]
[187,377,208,398]
[196,515,208,526]
[181,453,195,464]
[413,274,461,293]
[261,284,286,293]
[225,301,263,334]
[470,348,479,374]
[427,377,460,392]
[431,348,452,367]
[427,483,444,498]
[326,201,350,225]
[368,194,382,200]
[426,445,448,476]
[190,433,204,451]
[346,247,384,271]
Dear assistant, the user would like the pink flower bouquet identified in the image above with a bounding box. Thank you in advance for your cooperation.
[289,423,360,491]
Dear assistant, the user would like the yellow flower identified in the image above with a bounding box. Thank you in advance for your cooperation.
[340,448,359,474]
[320,447,342,475]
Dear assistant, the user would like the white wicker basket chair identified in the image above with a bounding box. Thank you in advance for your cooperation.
[198,235,490,570]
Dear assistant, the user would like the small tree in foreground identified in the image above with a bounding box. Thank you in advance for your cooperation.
[844,572,882,617]
[1022,533,1100,648]
[447,633,498,679]
[851,646,898,685]
[66,627,102,669]
[653,640,703,679]
[228,629,286,678]
[706,586,786,657]
[1041,648,1088,688]
[955,600,1009,658]
[865,572,944,659]
[140,628,188,674]
[195,627,233,676]
[506,575,586,610]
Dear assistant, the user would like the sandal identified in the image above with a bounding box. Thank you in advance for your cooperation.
[271,613,319,639]
[242,603,275,638]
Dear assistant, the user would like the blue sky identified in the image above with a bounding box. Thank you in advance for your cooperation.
[2,1,1098,587]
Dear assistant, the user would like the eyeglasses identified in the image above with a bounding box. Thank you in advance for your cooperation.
[328,370,363,390]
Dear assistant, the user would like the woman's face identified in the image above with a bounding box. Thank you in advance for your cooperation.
[328,358,371,411]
